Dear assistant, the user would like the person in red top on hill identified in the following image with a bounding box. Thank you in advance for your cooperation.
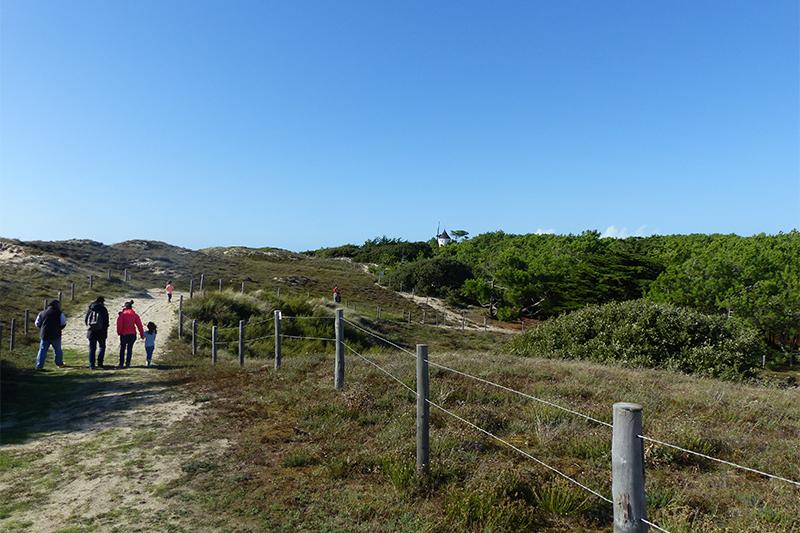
[116,300,144,368]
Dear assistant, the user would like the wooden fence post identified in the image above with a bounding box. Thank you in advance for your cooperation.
[218,278,223,291]
[334,309,344,389]
[58,291,63,303]
[89,274,94,288]
[124,268,128,282]
[241,281,245,294]
[189,279,194,299]
[416,343,430,473]
[238,320,245,367]
[407,311,411,325]
[24,310,29,336]
[191,319,197,356]
[199,273,205,292]
[70,282,75,301]
[276,287,281,298]
[274,310,282,369]
[178,295,184,338]
[9,319,15,351]
[211,326,218,365]
[43,299,48,310]
[422,310,426,324]
[612,403,647,533]
[107,269,111,281]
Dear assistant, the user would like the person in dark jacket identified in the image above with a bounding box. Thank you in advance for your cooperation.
[34,300,67,369]
[85,296,110,369]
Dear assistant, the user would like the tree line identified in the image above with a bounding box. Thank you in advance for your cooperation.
[309,230,800,351]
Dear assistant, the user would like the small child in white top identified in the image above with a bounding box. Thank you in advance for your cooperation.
[144,322,157,367]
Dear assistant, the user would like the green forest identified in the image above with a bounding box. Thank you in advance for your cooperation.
[311,231,800,353]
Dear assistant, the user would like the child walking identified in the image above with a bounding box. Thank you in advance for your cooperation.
[144,322,157,367]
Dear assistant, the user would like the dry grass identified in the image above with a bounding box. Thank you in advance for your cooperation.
[155,339,800,532]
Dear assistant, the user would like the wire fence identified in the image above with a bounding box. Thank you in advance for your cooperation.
[336,318,800,532]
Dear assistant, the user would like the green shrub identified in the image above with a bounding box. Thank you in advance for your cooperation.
[508,299,764,379]
[385,258,473,297]
[183,291,264,326]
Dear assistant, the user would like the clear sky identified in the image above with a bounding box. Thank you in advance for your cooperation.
[1,0,798,250]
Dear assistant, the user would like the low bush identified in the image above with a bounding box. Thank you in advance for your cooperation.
[385,258,472,297]
[508,299,765,379]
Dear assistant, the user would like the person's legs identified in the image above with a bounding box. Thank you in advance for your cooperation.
[52,338,64,366]
[125,335,135,367]
[119,337,126,367]
[145,346,154,367]
[167,293,172,302]
[97,337,106,367]
[89,337,97,369]
[35,339,51,369]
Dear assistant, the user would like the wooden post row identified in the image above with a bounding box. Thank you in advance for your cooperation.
[334,309,344,389]
[191,319,197,356]
[211,326,218,365]
[416,344,430,473]
[178,295,184,338]
[612,403,647,533]
[274,310,282,369]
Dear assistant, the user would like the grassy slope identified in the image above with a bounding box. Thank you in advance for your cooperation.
[2,239,799,531]
[157,342,800,532]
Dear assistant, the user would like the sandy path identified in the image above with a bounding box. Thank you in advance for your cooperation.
[0,289,227,532]
[395,290,514,333]
[61,288,185,365]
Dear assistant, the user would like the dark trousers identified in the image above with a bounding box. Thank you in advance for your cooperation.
[167,293,172,302]
[89,337,106,368]
[119,334,136,367]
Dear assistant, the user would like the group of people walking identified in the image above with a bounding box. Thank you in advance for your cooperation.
[34,297,158,370]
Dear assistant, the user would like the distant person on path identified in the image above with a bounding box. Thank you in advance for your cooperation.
[34,300,67,369]
[333,286,341,304]
[116,300,144,368]
[84,296,110,369]
[165,281,174,303]
[144,322,157,368]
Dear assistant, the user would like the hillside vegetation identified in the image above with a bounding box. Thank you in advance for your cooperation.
[310,231,800,357]
[509,299,764,380]
[2,236,799,531]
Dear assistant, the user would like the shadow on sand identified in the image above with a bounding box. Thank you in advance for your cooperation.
[0,362,191,445]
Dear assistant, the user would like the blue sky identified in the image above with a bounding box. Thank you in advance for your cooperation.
[1,0,798,250]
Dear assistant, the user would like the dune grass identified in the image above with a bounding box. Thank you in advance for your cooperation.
[157,338,800,532]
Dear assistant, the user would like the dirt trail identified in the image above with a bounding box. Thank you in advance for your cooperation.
[60,288,184,365]
[396,290,514,334]
[0,289,226,532]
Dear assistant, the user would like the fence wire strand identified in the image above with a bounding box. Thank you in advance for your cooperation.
[282,315,335,321]
[426,397,613,504]
[639,434,800,487]
[343,342,416,394]
[343,318,612,429]
[342,318,416,355]
[281,334,336,342]
[244,334,274,344]
[642,517,673,533]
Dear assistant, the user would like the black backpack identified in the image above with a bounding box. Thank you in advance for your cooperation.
[87,308,104,332]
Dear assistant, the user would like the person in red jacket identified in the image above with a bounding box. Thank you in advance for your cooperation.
[116,300,144,368]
